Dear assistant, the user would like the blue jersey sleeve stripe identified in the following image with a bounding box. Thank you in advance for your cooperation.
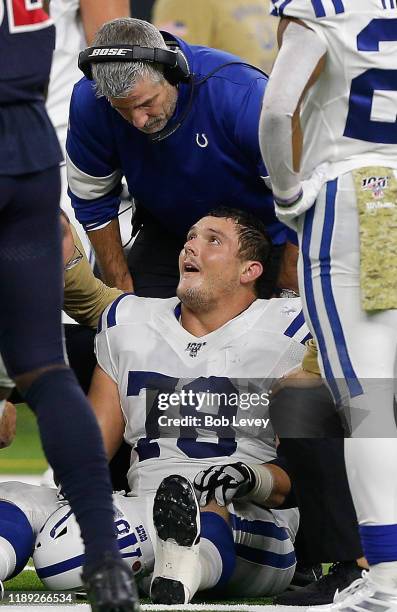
[235,543,296,569]
[301,332,312,345]
[284,309,305,339]
[311,0,326,17]
[97,307,105,333]
[331,0,344,13]
[36,533,137,579]
[275,0,294,16]
[0,501,34,578]
[231,513,290,540]
[106,293,133,329]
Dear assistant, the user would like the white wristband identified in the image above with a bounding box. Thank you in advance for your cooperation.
[0,399,6,419]
[245,464,274,504]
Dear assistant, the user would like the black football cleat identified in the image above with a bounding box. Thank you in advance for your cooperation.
[289,561,323,589]
[150,474,201,604]
[82,553,140,612]
[274,561,362,606]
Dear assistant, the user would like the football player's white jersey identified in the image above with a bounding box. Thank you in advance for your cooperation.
[46,0,85,151]
[271,0,397,180]
[96,295,309,496]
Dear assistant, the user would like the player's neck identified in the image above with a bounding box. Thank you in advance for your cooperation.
[180,295,257,337]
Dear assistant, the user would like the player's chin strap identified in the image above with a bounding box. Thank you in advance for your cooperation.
[149,62,270,143]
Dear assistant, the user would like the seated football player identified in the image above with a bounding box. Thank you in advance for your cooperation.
[0,208,307,602]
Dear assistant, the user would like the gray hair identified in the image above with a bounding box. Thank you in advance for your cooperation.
[92,18,167,98]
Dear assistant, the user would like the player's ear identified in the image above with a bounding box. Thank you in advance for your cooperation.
[240,261,263,286]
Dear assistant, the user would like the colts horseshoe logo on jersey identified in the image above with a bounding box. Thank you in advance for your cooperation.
[196,133,208,148]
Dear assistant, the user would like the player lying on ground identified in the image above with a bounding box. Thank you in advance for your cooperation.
[0,208,309,602]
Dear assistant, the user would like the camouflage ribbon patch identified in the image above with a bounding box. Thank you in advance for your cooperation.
[302,338,321,375]
[353,167,397,311]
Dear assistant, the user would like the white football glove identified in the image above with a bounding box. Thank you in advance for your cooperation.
[273,164,330,230]
[193,462,256,507]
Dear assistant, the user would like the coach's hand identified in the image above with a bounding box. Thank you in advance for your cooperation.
[194,462,258,507]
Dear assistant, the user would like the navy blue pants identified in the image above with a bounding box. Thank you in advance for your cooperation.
[0,167,119,567]
[0,167,64,376]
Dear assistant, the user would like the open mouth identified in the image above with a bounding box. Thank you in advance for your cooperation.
[183,262,200,273]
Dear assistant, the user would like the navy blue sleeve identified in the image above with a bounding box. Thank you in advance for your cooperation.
[66,79,123,230]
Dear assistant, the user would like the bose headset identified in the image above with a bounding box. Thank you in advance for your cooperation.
[78,35,269,142]
[78,37,191,86]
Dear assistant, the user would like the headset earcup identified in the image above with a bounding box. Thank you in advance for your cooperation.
[163,50,190,85]
[78,49,94,80]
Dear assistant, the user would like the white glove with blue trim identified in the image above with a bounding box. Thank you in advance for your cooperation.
[272,163,330,230]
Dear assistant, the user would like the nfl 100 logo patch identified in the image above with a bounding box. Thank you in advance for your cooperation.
[361,175,390,199]
[185,342,207,358]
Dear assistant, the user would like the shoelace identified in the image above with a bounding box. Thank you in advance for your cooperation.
[333,571,371,604]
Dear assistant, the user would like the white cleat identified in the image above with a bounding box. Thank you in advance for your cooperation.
[314,571,397,612]
[150,475,201,605]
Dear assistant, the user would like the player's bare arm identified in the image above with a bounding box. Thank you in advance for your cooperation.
[80,0,130,45]
[88,219,134,292]
[88,365,125,460]
[260,17,327,213]
[0,401,16,449]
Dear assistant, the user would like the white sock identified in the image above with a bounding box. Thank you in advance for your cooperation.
[369,562,397,590]
[0,537,16,581]
[199,537,223,591]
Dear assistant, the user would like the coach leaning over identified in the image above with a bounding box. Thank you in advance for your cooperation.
[66,17,297,298]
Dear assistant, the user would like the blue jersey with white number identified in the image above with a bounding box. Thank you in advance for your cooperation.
[270,0,397,178]
[66,36,287,244]
[96,294,308,496]
[0,0,62,174]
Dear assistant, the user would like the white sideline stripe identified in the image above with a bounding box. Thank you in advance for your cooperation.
[0,606,311,611]
[142,606,309,611]
[0,474,41,485]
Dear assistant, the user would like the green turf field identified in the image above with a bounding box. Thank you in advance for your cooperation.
[0,403,47,474]
[5,566,275,610]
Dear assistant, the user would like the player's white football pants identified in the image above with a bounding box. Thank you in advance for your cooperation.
[296,170,397,548]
